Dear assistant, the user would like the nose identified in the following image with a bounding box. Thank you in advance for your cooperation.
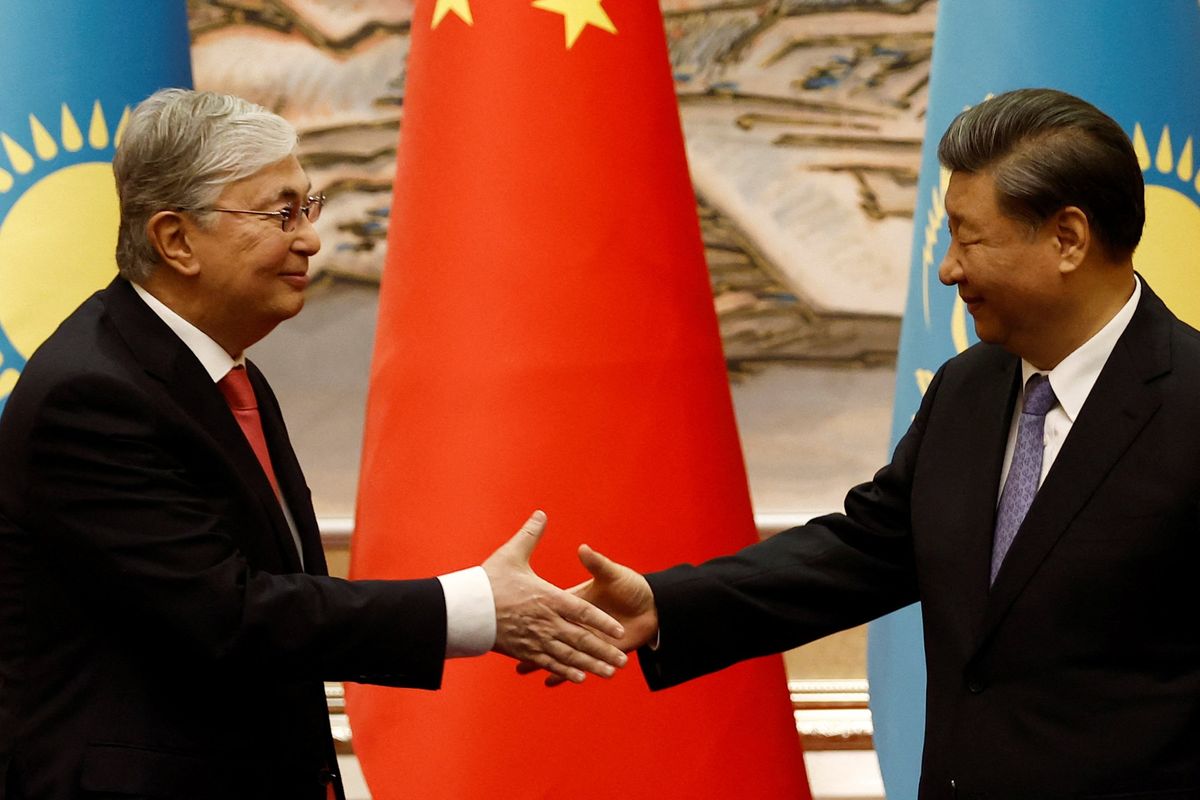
[291,211,321,256]
[938,241,962,286]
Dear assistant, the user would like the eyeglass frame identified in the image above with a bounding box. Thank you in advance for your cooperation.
[177,193,326,232]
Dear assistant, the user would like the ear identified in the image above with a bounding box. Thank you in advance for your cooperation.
[1050,206,1089,274]
[145,211,201,277]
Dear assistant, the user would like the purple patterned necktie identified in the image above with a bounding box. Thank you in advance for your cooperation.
[991,373,1057,585]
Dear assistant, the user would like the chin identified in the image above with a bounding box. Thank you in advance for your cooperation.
[278,294,306,320]
[968,316,1002,346]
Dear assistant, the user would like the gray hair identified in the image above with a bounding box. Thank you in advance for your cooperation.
[113,89,298,281]
[938,88,1144,259]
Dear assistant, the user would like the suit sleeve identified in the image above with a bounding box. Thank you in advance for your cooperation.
[13,370,447,689]
[638,366,946,690]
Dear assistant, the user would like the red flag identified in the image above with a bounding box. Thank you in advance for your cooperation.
[347,0,812,797]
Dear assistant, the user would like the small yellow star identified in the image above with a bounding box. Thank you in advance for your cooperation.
[432,0,473,28]
[532,0,617,49]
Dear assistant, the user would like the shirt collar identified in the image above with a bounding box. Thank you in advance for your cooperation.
[1021,275,1141,423]
[131,282,243,383]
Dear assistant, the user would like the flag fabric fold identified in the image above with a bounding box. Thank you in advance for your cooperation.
[347,0,811,797]
[873,2,1200,796]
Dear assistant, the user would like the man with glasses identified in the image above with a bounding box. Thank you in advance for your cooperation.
[0,89,626,799]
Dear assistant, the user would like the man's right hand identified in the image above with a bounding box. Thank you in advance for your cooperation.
[483,512,628,685]
[518,544,660,686]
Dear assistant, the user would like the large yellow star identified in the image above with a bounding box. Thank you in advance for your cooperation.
[532,0,617,49]
[432,0,473,28]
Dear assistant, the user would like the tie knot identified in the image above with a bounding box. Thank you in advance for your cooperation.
[1022,373,1056,416]
[217,366,257,411]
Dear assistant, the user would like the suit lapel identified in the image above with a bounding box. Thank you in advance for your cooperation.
[101,278,305,572]
[976,282,1172,647]
[929,350,1020,642]
[246,361,328,575]
[961,357,1020,623]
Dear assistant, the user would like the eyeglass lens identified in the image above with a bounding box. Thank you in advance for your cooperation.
[282,195,325,231]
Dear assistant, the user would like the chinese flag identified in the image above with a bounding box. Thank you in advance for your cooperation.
[347,0,812,797]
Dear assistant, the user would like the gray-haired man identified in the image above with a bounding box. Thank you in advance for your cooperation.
[0,89,626,799]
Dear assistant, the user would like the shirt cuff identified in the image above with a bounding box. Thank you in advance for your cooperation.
[437,566,496,658]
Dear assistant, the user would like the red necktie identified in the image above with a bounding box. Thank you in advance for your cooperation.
[216,366,281,496]
[217,368,332,797]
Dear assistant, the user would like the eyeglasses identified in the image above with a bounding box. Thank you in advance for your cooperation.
[182,193,326,232]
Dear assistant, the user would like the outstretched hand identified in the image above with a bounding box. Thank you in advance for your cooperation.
[483,511,628,684]
[518,543,659,686]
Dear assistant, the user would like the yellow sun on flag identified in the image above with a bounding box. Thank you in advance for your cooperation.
[1131,122,1200,328]
[0,100,126,400]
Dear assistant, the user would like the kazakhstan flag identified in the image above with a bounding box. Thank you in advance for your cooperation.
[871,1,1200,797]
[0,1,191,415]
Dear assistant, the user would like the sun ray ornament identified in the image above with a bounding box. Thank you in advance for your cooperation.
[0,2,191,415]
[1130,123,1200,326]
[0,103,127,402]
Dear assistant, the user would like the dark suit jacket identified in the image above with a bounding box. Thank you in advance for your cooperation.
[0,278,447,799]
[641,280,1200,799]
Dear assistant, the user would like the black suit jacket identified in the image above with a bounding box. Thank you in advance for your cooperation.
[0,278,447,799]
[641,280,1200,799]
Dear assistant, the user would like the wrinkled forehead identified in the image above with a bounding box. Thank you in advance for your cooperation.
[218,154,311,206]
[944,170,1002,219]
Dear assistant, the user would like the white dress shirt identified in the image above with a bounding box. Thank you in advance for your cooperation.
[131,283,495,657]
[997,276,1141,499]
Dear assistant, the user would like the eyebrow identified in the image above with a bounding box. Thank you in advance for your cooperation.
[944,201,970,225]
[257,181,314,207]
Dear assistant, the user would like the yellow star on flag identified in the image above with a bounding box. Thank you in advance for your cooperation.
[532,0,617,49]
[432,0,473,28]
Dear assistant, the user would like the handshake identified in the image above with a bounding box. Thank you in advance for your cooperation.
[480,510,660,685]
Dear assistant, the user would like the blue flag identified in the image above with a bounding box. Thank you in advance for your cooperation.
[870,1,1200,796]
[0,1,191,415]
